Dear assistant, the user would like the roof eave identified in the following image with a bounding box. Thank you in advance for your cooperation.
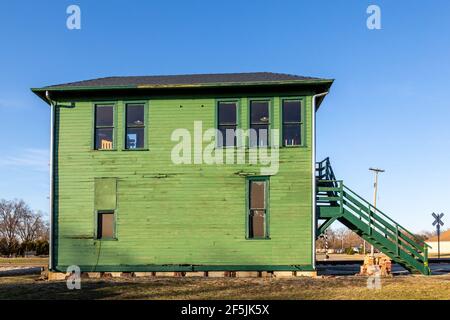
[31,78,334,102]
[31,88,52,105]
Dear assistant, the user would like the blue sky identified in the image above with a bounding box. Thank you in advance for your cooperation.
[0,0,449,232]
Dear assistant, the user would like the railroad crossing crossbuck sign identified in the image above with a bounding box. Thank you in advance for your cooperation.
[432,212,445,258]
[432,212,444,229]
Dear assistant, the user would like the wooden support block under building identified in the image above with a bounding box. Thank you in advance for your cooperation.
[47,272,67,281]
[155,272,177,277]
[86,272,101,279]
[260,271,273,278]
[236,271,259,278]
[273,271,295,278]
[185,272,206,277]
[294,271,317,277]
[48,270,316,280]
[224,271,236,277]
[133,272,154,277]
[207,271,226,278]
[108,272,123,278]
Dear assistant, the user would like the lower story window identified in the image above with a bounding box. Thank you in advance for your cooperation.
[97,211,115,239]
[247,177,269,239]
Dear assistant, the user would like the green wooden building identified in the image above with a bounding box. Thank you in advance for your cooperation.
[32,72,430,275]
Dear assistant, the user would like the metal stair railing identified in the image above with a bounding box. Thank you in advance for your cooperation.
[316,158,431,275]
[342,184,430,257]
[316,157,337,182]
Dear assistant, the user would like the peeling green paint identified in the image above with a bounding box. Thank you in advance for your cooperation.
[52,94,315,270]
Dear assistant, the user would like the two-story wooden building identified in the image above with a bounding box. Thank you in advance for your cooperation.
[32,72,430,276]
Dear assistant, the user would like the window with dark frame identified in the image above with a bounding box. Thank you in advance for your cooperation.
[217,101,238,147]
[282,99,302,146]
[94,178,117,240]
[94,105,114,150]
[125,103,145,149]
[249,100,270,147]
[248,179,268,239]
[97,211,115,239]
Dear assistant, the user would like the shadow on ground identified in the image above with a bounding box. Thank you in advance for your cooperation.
[1,274,450,300]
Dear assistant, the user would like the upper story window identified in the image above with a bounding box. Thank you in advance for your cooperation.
[282,99,303,146]
[217,101,238,147]
[249,100,270,147]
[94,104,114,150]
[125,103,146,149]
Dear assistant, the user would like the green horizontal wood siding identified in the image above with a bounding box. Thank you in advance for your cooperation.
[53,94,313,270]
[94,178,117,210]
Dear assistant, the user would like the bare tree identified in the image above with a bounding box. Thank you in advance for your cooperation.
[0,199,49,255]
[316,226,366,252]
[0,199,22,255]
[17,208,46,243]
[316,229,333,250]
[334,227,347,250]
[36,216,49,241]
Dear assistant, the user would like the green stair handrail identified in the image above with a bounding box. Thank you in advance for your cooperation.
[342,183,429,266]
[316,157,337,182]
[316,158,431,275]
[342,184,430,251]
[316,158,429,248]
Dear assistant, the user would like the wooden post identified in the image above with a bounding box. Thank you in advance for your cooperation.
[369,168,385,257]
[395,225,399,255]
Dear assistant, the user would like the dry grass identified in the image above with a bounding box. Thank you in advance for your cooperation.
[0,274,449,300]
[0,257,48,267]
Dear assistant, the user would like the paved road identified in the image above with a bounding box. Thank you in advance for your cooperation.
[0,266,43,277]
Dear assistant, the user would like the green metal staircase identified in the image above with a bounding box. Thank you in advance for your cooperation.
[316,158,431,275]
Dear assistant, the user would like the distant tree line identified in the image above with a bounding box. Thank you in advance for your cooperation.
[316,228,364,253]
[0,199,49,256]
[414,229,445,242]
[316,227,440,253]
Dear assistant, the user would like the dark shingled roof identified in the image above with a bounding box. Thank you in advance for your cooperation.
[42,72,329,89]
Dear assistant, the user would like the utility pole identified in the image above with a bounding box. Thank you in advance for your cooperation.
[369,167,385,257]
